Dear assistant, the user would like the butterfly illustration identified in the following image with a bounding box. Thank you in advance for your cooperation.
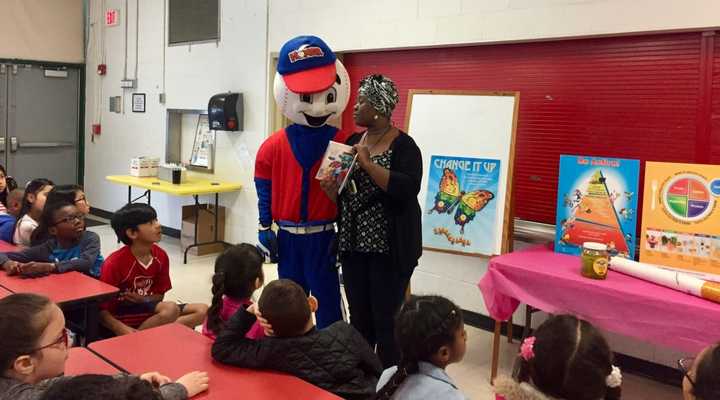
[428,168,495,234]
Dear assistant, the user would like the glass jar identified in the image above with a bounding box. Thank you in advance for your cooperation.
[581,242,609,280]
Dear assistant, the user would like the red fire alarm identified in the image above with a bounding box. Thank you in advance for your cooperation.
[92,124,101,135]
[105,9,119,26]
[97,64,107,75]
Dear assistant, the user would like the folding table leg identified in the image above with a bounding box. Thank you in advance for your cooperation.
[84,303,100,345]
[491,319,501,382]
[507,314,514,343]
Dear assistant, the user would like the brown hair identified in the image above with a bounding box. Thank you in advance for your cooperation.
[257,279,310,337]
[0,293,52,372]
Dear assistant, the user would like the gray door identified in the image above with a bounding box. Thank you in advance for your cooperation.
[0,63,80,186]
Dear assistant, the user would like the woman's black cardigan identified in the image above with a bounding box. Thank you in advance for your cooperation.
[340,131,423,275]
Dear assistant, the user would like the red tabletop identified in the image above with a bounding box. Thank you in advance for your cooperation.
[0,240,19,253]
[89,323,342,400]
[0,271,118,305]
[65,347,120,375]
[478,245,720,354]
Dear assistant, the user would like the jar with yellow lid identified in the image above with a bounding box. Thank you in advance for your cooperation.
[581,242,609,280]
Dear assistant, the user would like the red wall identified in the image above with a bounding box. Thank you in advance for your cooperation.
[341,31,719,225]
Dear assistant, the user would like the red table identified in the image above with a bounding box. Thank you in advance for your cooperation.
[0,271,118,305]
[89,323,342,400]
[478,245,720,380]
[65,347,120,375]
[0,240,18,253]
[0,270,118,343]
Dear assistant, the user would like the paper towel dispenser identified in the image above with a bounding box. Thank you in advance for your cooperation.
[208,92,243,131]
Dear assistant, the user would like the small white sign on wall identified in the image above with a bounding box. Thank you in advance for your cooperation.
[132,93,145,113]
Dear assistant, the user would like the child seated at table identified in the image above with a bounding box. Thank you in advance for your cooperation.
[493,314,622,400]
[201,243,265,340]
[0,164,18,213]
[13,179,54,247]
[375,295,468,400]
[0,201,104,278]
[0,293,209,400]
[0,189,25,243]
[212,279,382,399]
[679,342,720,400]
[99,203,208,336]
[31,185,92,246]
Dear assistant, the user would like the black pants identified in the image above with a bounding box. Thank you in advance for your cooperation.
[341,251,411,368]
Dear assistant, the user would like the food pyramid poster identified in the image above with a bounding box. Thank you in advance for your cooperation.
[640,162,720,278]
[555,155,640,258]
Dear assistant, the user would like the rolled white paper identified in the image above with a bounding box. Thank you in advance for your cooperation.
[609,257,720,303]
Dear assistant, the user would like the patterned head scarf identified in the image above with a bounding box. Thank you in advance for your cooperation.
[358,74,399,117]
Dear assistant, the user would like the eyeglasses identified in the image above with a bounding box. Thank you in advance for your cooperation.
[53,213,85,226]
[32,328,70,352]
[678,357,695,387]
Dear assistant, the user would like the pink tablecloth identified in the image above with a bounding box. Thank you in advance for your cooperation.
[478,245,720,354]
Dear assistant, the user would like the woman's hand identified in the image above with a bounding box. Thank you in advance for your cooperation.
[353,144,371,169]
[176,371,209,397]
[319,177,340,202]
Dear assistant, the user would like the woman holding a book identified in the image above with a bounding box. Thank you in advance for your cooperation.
[320,74,423,368]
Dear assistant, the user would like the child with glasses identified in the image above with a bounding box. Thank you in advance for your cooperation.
[30,185,92,246]
[0,293,208,400]
[0,201,104,278]
[679,344,720,400]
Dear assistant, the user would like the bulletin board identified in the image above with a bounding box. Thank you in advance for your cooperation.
[406,90,519,257]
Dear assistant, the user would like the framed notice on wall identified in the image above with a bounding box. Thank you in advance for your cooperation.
[132,93,146,113]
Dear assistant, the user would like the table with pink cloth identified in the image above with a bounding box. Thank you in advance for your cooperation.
[478,245,720,379]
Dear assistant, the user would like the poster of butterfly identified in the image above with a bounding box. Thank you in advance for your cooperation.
[423,155,501,256]
[555,155,640,259]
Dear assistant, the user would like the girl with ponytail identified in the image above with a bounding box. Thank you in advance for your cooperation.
[202,243,265,340]
[494,314,622,400]
[375,295,468,400]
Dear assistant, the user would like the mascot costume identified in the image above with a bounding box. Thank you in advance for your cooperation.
[255,36,349,328]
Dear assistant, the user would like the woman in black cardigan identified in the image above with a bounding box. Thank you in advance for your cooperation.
[321,74,422,367]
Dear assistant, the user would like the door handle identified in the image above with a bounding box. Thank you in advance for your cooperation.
[0,138,4,153]
[10,137,17,153]
[18,141,73,149]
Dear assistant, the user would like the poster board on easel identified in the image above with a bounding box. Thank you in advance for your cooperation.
[405,90,519,257]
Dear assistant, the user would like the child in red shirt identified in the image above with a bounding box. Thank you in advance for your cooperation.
[99,203,208,336]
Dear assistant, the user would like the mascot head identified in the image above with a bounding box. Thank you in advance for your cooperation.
[274,35,350,128]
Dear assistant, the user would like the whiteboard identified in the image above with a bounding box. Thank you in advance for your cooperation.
[406,90,519,256]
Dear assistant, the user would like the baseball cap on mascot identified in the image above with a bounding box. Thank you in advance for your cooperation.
[274,35,350,127]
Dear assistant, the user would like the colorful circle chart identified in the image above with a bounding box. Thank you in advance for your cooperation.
[663,174,715,222]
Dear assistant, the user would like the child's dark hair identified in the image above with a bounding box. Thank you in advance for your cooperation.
[13,178,54,244]
[31,201,77,245]
[693,344,720,400]
[258,279,310,337]
[206,243,265,334]
[0,164,18,207]
[38,374,163,400]
[0,293,52,372]
[111,203,158,245]
[512,314,620,400]
[46,184,83,208]
[375,295,463,400]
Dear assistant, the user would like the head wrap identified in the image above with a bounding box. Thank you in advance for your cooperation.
[358,74,399,117]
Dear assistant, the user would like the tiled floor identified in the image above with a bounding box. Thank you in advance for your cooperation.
[88,222,683,399]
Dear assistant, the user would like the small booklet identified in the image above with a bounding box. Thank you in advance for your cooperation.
[316,141,357,194]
